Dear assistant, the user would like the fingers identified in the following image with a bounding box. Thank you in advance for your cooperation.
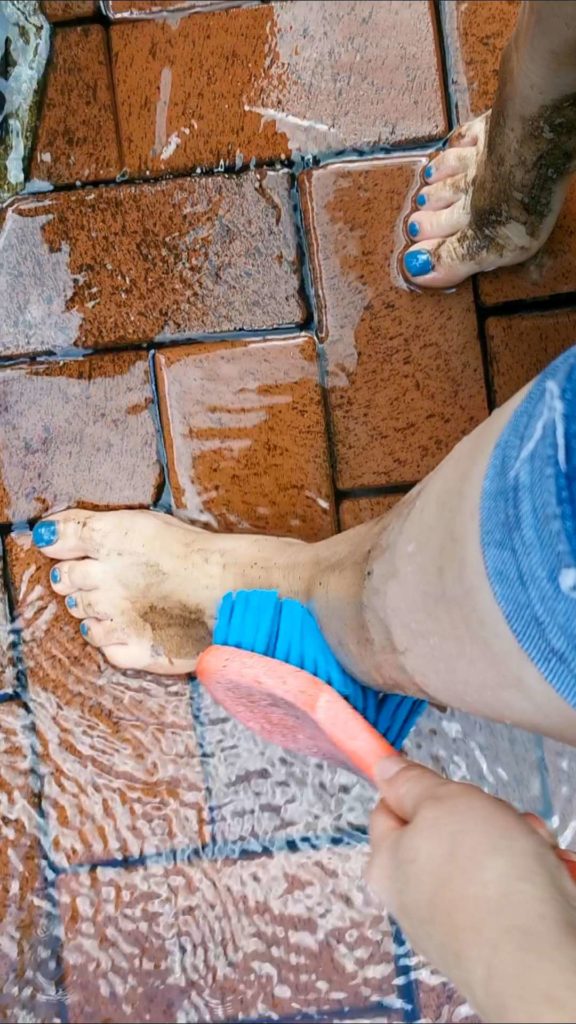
[375,755,448,821]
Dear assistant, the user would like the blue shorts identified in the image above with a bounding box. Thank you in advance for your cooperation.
[481,346,576,710]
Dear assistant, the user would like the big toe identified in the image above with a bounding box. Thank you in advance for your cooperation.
[403,233,481,289]
[32,509,106,560]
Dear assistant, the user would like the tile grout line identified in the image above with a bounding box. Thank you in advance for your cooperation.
[102,19,127,172]
[472,276,497,413]
[1,541,71,1024]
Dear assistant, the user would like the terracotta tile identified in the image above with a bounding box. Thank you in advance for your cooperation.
[543,738,576,849]
[300,158,487,489]
[58,845,399,1023]
[109,1,447,176]
[0,354,161,524]
[42,0,98,20]
[478,180,576,306]
[7,533,208,868]
[0,543,15,694]
[0,172,303,357]
[107,0,261,15]
[339,495,403,531]
[442,0,520,121]
[31,26,121,186]
[155,336,335,540]
[414,972,480,1023]
[485,311,576,407]
[194,685,373,850]
[0,701,63,1023]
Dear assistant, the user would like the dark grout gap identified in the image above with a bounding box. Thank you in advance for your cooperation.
[432,0,456,134]
[337,483,416,502]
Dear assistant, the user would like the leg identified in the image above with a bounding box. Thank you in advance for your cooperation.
[404,1,576,288]
[34,350,576,745]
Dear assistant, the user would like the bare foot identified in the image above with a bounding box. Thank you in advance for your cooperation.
[403,108,571,289]
[32,509,311,674]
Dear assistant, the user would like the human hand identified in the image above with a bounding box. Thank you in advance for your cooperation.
[367,756,576,1024]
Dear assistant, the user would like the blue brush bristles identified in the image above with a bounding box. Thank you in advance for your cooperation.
[213,589,427,750]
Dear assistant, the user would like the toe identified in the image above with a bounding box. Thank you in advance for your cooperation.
[80,618,130,648]
[416,174,470,211]
[64,590,111,621]
[423,147,476,184]
[49,558,104,596]
[407,200,467,242]
[403,229,488,289]
[32,510,101,559]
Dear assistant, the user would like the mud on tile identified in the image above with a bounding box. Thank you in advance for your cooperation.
[31,25,121,186]
[0,171,304,357]
[0,700,64,1023]
[300,157,487,489]
[109,0,447,176]
[155,335,335,540]
[6,533,208,868]
[0,354,162,524]
[57,845,400,1023]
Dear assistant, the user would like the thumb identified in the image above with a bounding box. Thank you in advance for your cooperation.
[375,755,448,822]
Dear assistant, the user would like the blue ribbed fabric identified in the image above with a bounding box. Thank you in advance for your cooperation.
[213,590,427,749]
[481,346,576,709]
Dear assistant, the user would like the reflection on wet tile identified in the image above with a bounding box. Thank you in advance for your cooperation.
[301,159,487,489]
[441,0,519,121]
[110,1,447,175]
[7,534,207,868]
[405,706,545,813]
[0,171,303,357]
[479,181,576,306]
[156,336,335,539]
[0,354,161,523]
[41,0,98,20]
[107,0,262,15]
[339,495,403,531]
[58,846,399,1024]
[195,686,373,851]
[486,311,576,407]
[543,738,576,851]
[31,26,121,186]
[0,701,63,1024]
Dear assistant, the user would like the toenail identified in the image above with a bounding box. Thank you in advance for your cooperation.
[404,249,434,277]
[50,567,61,584]
[416,194,426,207]
[80,621,89,638]
[66,595,77,609]
[424,164,433,180]
[408,221,420,238]
[32,521,58,548]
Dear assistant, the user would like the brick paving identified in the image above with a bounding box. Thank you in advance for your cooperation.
[2,2,576,1022]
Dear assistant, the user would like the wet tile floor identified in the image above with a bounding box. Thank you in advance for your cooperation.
[1,1,576,1022]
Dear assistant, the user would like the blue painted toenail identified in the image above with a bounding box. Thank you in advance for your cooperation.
[404,250,434,277]
[32,521,58,548]
[50,567,61,584]
[66,595,77,609]
[416,194,426,207]
[408,221,420,238]
[424,164,433,180]
[80,621,88,638]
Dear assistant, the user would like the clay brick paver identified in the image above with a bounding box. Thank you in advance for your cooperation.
[485,310,576,407]
[58,846,397,1024]
[479,180,576,306]
[7,534,208,868]
[339,494,404,531]
[31,26,121,186]
[193,685,373,849]
[155,336,336,540]
[109,1,447,176]
[0,701,63,1023]
[41,0,98,20]
[0,172,304,357]
[300,158,487,489]
[0,354,162,524]
[107,0,261,14]
[441,0,519,121]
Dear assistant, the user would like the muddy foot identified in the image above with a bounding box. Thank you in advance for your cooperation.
[32,509,310,674]
[402,111,570,288]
